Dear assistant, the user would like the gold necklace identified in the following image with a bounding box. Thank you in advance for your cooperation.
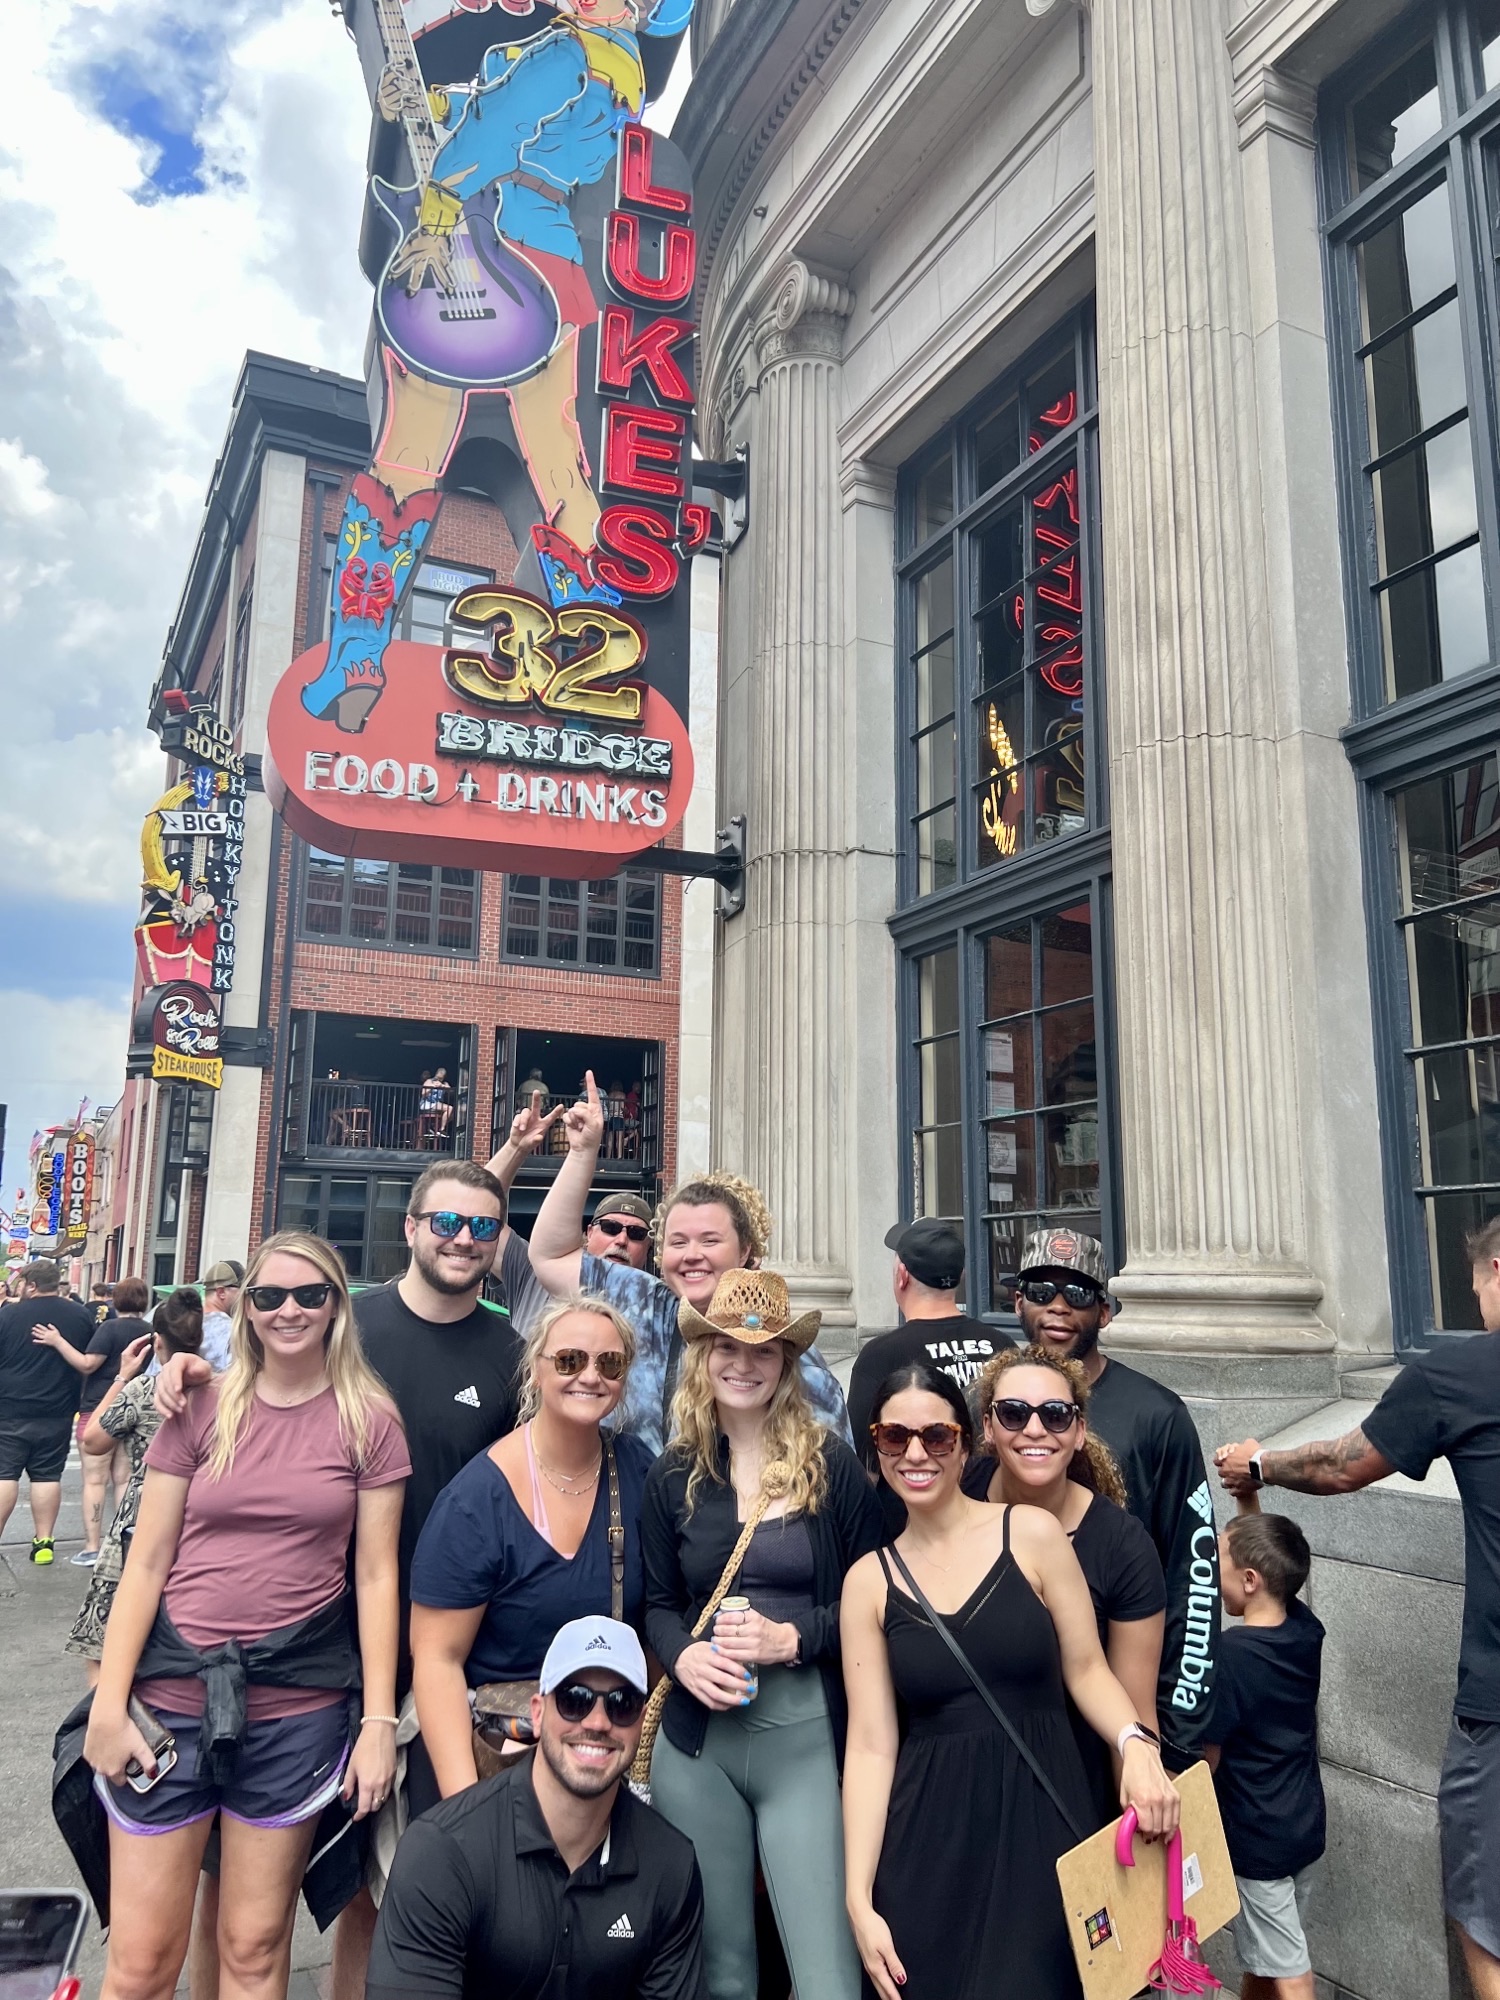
[532,1423,602,1494]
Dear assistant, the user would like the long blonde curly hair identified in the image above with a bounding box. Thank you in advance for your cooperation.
[668,1332,827,1518]
[972,1345,1128,1507]
[206,1231,395,1479]
[516,1294,638,1422]
[653,1173,773,1264]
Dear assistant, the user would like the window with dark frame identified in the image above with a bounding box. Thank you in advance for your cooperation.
[502,872,662,975]
[1324,2,1500,1340]
[229,582,253,729]
[893,311,1116,1315]
[300,846,479,956]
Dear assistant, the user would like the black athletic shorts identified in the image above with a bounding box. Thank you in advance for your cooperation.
[0,1417,73,1483]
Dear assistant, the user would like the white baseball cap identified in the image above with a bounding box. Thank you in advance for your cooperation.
[539,1616,649,1697]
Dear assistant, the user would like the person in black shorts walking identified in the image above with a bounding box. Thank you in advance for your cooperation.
[0,1260,101,1565]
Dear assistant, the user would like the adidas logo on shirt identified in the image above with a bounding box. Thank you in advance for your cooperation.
[454,1385,481,1408]
[606,1914,634,1940]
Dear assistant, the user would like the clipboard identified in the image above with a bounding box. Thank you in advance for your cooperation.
[1054,1762,1239,2000]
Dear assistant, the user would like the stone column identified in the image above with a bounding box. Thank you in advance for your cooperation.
[1090,0,1333,1359]
[717,259,858,1330]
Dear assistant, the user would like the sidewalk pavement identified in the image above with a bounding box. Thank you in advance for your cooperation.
[0,1448,334,2000]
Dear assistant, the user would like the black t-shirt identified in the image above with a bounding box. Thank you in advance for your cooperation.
[1087,1358,1220,1757]
[81,1316,152,1415]
[1364,1338,1500,1720]
[0,1296,98,1422]
[1211,1599,1326,1880]
[353,1281,523,1678]
[850,1316,1016,1536]
[962,1465,1165,1819]
[368,1754,706,2000]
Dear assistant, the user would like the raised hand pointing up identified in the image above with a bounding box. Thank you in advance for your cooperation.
[563,1070,606,1156]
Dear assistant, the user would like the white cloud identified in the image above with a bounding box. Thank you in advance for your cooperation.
[0,989,132,1183]
[0,0,371,919]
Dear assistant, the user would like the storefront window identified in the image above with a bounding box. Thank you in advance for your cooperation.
[899,318,1099,896]
[1326,2,1500,1341]
[1395,753,1500,1326]
[893,310,1115,1313]
[301,847,479,956]
[503,871,661,975]
[279,1173,414,1281]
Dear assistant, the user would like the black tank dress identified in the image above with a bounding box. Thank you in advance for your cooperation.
[870,1509,1093,2000]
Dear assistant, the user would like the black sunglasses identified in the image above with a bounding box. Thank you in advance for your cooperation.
[990,1397,1079,1435]
[543,1348,628,1381]
[414,1210,503,1243]
[1018,1279,1103,1310]
[246,1283,334,1312]
[551,1681,647,1727]
[594,1217,650,1243]
[869,1420,965,1458]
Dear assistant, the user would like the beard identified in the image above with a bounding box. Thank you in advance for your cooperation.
[1018,1302,1103,1364]
[539,1726,628,1800]
[410,1233,494,1296]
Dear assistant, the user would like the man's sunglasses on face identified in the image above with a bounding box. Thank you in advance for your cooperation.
[1018,1278,1103,1311]
[551,1681,646,1727]
[594,1216,650,1244]
[414,1210,503,1243]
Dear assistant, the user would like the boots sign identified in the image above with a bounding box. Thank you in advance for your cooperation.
[264,0,704,878]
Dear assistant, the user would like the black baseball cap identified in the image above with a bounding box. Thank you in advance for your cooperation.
[884,1218,965,1290]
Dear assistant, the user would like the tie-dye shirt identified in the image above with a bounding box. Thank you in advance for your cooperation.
[578,1254,851,1457]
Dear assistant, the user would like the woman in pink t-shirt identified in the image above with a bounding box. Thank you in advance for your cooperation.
[84,1232,409,2000]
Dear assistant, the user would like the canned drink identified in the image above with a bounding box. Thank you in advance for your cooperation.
[716,1597,758,1698]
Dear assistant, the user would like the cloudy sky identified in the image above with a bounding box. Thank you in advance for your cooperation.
[0,2,690,1198]
[0,0,376,1192]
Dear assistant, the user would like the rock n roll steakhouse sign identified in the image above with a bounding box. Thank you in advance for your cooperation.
[266,0,704,875]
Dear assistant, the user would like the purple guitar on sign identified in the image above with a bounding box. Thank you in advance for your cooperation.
[368,0,560,388]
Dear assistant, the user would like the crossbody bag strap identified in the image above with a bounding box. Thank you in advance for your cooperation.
[886,1538,1084,1844]
[604,1435,625,1624]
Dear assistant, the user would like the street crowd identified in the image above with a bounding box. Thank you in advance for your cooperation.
[4,1074,1500,2000]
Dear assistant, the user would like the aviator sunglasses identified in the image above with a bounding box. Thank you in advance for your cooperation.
[594,1217,650,1243]
[413,1210,503,1243]
[542,1348,629,1381]
[551,1681,647,1727]
[246,1283,334,1312]
[869,1420,966,1458]
[1018,1278,1103,1310]
[990,1397,1080,1435]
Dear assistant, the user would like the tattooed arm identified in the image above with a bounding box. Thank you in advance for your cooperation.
[1216,1429,1394,1497]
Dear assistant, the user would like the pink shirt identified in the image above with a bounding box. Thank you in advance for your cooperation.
[137,1383,409,1719]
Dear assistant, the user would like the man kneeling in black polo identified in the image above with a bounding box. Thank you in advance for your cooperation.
[368,1617,706,2000]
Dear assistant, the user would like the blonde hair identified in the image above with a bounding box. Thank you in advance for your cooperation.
[654,1173,773,1263]
[207,1231,395,1479]
[973,1345,1127,1508]
[516,1294,638,1422]
[668,1329,827,1518]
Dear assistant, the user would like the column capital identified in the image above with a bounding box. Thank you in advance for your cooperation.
[754,257,854,367]
[1233,63,1317,152]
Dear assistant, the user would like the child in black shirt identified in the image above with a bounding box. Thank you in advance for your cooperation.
[1207,1500,1325,2000]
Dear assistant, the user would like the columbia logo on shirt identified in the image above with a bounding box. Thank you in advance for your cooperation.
[453,1385,481,1408]
[606,1914,634,1940]
[1185,1480,1214,1524]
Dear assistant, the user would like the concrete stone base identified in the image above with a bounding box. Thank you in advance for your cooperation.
[1122,1346,1473,2000]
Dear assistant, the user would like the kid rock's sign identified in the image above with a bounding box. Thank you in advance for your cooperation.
[265,0,703,877]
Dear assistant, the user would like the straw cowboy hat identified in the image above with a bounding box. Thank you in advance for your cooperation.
[676,1269,822,1355]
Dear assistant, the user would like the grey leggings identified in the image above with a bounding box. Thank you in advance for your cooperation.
[649,1665,861,2000]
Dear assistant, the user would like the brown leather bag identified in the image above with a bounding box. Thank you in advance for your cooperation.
[470,1435,624,1781]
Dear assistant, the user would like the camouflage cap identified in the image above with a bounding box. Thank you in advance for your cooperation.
[1015,1226,1109,1290]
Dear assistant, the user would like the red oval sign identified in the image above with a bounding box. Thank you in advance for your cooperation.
[265,636,694,877]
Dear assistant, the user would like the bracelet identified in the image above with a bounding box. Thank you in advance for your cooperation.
[1117,1723,1160,1757]
[361,1715,399,1728]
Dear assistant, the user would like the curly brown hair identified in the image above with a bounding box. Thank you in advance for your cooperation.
[654,1172,773,1263]
[972,1345,1127,1508]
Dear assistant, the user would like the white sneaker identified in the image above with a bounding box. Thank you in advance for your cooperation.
[70,1548,99,1567]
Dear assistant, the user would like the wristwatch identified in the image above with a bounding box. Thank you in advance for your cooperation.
[1248,1450,1265,1489]
[1117,1722,1161,1757]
